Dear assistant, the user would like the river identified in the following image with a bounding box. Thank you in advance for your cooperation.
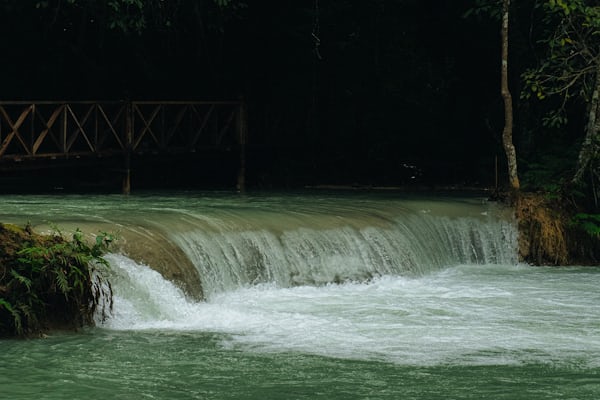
[0,192,599,399]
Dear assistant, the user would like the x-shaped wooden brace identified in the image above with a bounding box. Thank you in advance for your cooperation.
[164,105,189,147]
[32,105,65,155]
[0,105,33,158]
[189,104,214,148]
[133,104,161,151]
[97,104,126,151]
[65,104,95,153]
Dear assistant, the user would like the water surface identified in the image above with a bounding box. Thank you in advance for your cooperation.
[1,192,598,399]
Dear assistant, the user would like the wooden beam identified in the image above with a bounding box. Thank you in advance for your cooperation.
[189,104,214,147]
[132,104,161,150]
[0,105,33,157]
[97,104,126,150]
[215,108,236,146]
[122,151,131,195]
[236,100,248,193]
[32,105,65,154]
[66,104,95,152]
[165,105,189,145]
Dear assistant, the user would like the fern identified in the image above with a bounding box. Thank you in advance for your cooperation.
[10,269,32,291]
[0,298,15,314]
[1,224,115,337]
[54,268,70,298]
[573,213,600,237]
[0,298,22,334]
[73,254,90,268]
[17,303,38,330]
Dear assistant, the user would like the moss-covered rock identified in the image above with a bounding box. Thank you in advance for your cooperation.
[0,224,113,338]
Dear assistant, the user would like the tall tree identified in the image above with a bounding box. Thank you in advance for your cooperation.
[501,0,521,191]
[466,0,521,190]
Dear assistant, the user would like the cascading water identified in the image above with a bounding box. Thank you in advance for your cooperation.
[97,195,534,363]
[171,211,518,298]
[89,195,521,335]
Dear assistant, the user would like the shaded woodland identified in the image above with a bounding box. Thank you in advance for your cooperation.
[0,0,598,206]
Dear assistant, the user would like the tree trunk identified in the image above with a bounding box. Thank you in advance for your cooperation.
[501,0,520,191]
[573,62,600,184]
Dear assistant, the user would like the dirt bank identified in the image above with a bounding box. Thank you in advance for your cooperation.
[515,193,600,265]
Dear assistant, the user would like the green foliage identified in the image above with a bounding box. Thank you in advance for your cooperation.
[521,142,578,191]
[463,0,503,20]
[542,110,568,128]
[572,212,600,236]
[34,0,245,34]
[0,226,114,337]
[0,298,22,334]
[106,0,146,34]
[520,0,600,127]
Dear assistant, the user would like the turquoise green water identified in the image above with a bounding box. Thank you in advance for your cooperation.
[2,328,599,400]
[0,193,599,399]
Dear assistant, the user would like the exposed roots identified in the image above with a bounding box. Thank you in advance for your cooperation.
[515,194,568,265]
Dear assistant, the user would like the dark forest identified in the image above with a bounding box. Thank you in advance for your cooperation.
[0,0,598,204]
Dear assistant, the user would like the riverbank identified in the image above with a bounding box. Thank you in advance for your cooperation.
[0,224,112,337]
[515,193,600,265]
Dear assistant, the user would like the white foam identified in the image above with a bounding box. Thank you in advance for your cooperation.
[101,254,600,367]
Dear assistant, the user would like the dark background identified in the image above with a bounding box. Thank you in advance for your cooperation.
[0,0,575,192]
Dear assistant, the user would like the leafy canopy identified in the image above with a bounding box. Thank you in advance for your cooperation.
[521,0,600,127]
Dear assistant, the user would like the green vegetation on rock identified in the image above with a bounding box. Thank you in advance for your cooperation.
[0,224,114,337]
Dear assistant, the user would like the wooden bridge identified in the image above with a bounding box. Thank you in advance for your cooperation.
[0,100,247,193]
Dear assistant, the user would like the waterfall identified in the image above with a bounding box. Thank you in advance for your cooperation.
[169,208,518,298]
[0,193,517,300]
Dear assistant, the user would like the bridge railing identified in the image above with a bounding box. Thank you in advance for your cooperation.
[0,100,244,158]
[0,100,248,192]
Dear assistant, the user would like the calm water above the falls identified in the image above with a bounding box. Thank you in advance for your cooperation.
[0,192,599,399]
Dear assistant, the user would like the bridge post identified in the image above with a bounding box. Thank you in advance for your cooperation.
[122,101,133,195]
[61,103,68,153]
[236,97,248,192]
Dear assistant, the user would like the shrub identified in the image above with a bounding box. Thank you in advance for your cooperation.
[0,224,114,337]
